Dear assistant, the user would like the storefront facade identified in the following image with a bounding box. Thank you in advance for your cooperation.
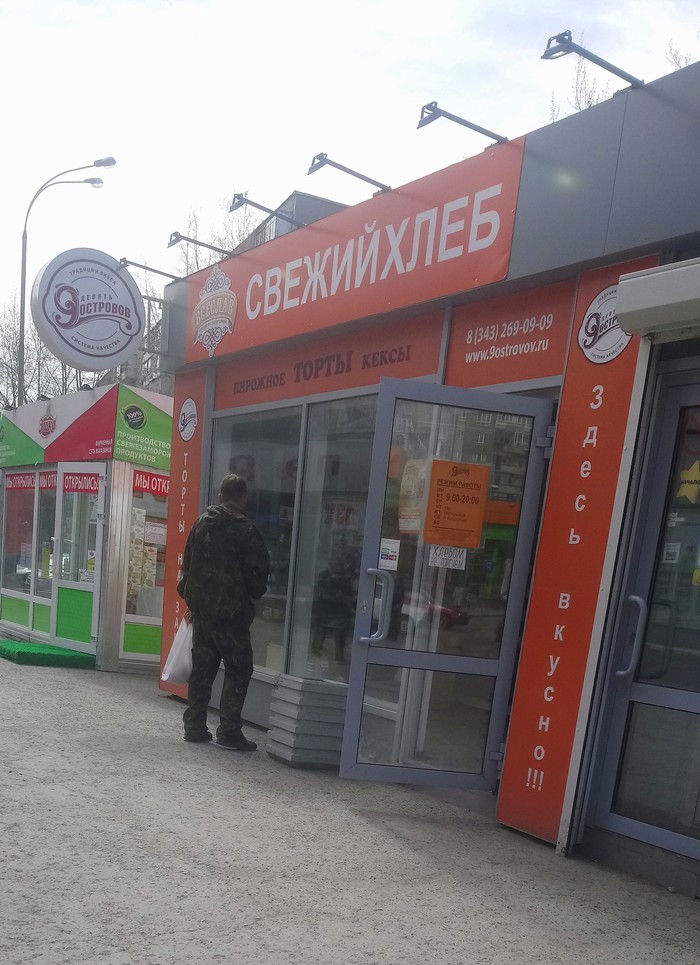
[160,63,700,894]
[0,384,172,670]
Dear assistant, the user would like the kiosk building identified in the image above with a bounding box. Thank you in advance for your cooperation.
[159,62,700,895]
[0,384,172,671]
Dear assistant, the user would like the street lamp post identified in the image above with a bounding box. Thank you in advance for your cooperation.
[18,156,116,406]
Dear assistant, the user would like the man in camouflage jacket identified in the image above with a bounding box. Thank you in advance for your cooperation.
[177,474,270,750]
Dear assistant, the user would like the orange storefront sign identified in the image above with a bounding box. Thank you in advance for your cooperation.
[446,279,576,388]
[497,256,658,844]
[185,139,525,364]
[423,460,490,549]
[214,313,442,410]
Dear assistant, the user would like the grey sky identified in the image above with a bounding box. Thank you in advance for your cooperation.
[1,0,697,311]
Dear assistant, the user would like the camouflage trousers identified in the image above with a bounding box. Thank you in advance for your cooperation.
[183,617,254,740]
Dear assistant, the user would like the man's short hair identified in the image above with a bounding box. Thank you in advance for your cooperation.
[220,474,248,503]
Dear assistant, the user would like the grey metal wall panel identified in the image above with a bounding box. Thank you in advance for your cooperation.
[605,66,700,252]
[508,96,626,279]
[509,62,700,282]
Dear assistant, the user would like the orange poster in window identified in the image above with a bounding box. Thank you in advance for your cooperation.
[423,460,490,548]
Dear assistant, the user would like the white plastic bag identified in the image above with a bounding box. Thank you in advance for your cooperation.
[161,618,193,684]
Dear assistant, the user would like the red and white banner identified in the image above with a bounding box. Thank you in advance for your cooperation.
[133,469,170,496]
[5,472,35,490]
[63,472,99,494]
[39,471,57,490]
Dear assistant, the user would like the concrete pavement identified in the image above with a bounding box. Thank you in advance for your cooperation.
[0,660,698,965]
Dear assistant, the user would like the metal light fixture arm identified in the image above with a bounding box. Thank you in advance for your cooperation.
[541,30,643,88]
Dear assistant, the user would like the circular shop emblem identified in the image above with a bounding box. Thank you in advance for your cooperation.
[122,404,146,431]
[578,285,631,364]
[30,248,145,372]
[38,415,57,438]
[178,398,198,442]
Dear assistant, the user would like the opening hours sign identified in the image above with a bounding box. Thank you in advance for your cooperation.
[423,460,490,548]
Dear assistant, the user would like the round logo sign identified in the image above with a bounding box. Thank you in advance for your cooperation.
[38,415,57,438]
[122,404,146,431]
[178,398,198,441]
[577,285,631,364]
[30,248,145,371]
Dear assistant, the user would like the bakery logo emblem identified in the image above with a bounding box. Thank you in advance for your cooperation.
[122,404,146,431]
[578,285,631,364]
[31,249,145,371]
[178,397,198,442]
[38,415,57,439]
[192,265,237,358]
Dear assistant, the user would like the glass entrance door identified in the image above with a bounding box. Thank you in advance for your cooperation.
[51,463,106,654]
[340,379,551,789]
[594,381,700,859]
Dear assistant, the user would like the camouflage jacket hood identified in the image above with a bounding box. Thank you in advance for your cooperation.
[178,504,270,625]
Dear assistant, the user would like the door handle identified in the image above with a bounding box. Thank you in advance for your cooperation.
[359,568,395,643]
[615,594,648,678]
[638,599,676,680]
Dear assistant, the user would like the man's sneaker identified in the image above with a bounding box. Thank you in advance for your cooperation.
[183,730,213,743]
[216,732,257,752]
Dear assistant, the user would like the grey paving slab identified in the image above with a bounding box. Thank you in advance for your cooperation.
[0,661,698,965]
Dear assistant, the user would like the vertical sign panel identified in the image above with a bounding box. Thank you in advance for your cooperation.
[159,369,207,697]
[497,257,657,843]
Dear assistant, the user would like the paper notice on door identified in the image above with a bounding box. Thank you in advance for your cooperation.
[429,545,467,569]
[423,460,490,549]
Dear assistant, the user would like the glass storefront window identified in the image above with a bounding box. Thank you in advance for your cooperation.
[637,406,700,692]
[126,472,169,617]
[34,471,57,598]
[211,408,303,672]
[358,666,495,771]
[352,400,532,659]
[377,399,533,661]
[614,702,700,840]
[2,473,36,593]
[611,405,700,843]
[289,396,377,683]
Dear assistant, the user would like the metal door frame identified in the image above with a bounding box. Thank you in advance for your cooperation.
[50,462,107,654]
[592,375,700,860]
[340,378,551,789]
